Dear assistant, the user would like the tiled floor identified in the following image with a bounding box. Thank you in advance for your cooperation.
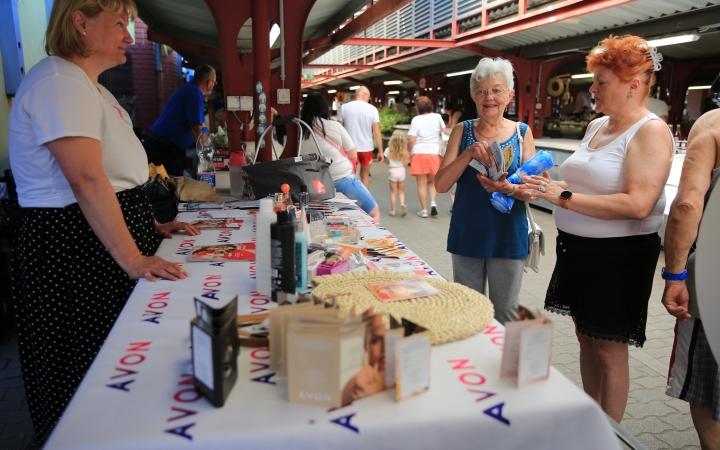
[0,160,702,449]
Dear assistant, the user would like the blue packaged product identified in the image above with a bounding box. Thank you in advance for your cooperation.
[490,150,554,213]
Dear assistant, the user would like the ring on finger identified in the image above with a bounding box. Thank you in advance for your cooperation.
[538,186,546,193]
[540,181,548,187]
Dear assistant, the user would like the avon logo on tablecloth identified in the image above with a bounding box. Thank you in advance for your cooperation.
[106,341,152,392]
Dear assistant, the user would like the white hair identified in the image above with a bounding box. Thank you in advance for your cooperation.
[469,58,514,92]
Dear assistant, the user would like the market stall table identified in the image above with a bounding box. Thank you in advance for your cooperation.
[44,203,621,450]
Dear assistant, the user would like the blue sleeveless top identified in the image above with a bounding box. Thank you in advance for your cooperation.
[447,120,529,259]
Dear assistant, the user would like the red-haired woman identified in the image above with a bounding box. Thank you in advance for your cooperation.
[523,35,673,422]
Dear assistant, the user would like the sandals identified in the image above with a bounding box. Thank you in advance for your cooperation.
[401,205,407,217]
[388,211,396,217]
[417,210,428,218]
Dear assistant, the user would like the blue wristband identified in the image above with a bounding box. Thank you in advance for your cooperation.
[661,267,688,281]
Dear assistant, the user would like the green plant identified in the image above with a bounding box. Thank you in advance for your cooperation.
[378,107,410,133]
[378,107,399,133]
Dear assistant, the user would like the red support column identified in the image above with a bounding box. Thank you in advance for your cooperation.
[253,0,272,161]
[205,0,253,155]
[668,61,705,132]
[269,0,317,159]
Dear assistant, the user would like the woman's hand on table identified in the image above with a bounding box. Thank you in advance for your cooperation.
[155,221,201,239]
[127,255,189,282]
[522,170,564,204]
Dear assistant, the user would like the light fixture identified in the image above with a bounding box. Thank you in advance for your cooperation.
[349,86,361,90]
[302,94,307,97]
[437,87,441,90]
[327,89,337,94]
[387,90,400,95]
[427,87,433,90]
[571,73,594,79]
[270,24,281,48]
[688,85,712,90]
[383,80,403,85]
[447,70,474,77]
[646,32,700,48]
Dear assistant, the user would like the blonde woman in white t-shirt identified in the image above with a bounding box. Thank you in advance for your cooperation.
[8,0,199,441]
[408,96,445,217]
[383,130,410,217]
[523,35,673,423]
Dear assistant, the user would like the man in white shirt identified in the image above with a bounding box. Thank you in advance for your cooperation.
[338,87,384,188]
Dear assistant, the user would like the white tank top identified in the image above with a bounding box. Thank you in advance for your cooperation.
[555,113,672,238]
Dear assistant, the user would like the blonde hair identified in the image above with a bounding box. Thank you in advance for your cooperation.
[387,130,408,163]
[45,0,138,58]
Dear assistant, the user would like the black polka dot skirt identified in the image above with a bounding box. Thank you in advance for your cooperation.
[12,186,160,442]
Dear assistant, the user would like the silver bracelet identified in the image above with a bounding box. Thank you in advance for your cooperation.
[506,185,516,196]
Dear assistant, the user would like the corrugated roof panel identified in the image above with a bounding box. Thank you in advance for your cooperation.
[481,0,720,50]
[399,4,414,38]
[433,0,454,28]
[413,0,432,35]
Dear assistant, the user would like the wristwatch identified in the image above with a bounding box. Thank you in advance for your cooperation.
[560,191,572,209]
[661,267,688,281]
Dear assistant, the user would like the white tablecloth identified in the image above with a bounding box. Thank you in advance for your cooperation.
[45,206,620,450]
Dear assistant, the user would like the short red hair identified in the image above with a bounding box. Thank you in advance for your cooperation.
[586,35,656,98]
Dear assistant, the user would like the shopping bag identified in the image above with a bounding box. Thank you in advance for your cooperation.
[244,116,335,202]
[524,201,545,273]
[142,174,177,224]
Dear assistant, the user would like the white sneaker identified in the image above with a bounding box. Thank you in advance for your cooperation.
[417,210,428,218]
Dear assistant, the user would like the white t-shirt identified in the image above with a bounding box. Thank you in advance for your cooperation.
[645,97,669,118]
[555,114,671,238]
[408,113,445,155]
[383,148,405,168]
[9,57,148,208]
[337,101,379,152]
[300,119,355,181]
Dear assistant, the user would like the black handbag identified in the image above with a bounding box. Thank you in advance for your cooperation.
[243,116,335,202]
[142,174,178,224]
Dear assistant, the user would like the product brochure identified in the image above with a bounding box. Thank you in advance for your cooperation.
[395,331,432,401]
[467,140,505,181]
[365,279,441,302]
[201,209,258,219]
[188,219,244,228]
[284,307,386,407]
[189,243,256,261]
[365,261,432,277]
[500,312,554,387]
[178,202,224,211]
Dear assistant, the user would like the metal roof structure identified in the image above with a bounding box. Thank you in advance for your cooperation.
[134,0,720,89]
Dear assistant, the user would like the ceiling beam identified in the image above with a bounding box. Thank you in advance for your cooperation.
[520,4,720,59]
[147,30,221,63]
[304,64,376,69]
[304,0,373,41]
[303,0,414,65]
[455,0,635,47]
[343,38,456,48]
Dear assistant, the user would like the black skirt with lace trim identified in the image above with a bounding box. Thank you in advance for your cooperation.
[544,230,661,348]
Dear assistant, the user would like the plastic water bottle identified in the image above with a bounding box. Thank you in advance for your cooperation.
[256,198,275,296]
[228,151,246,198]
[196,126,216,188]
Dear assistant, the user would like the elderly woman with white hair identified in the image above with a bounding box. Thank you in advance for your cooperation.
[436,57,536,324]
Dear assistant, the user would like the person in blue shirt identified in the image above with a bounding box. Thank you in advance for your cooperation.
[144,64,215,175]
[436,57,537,325]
